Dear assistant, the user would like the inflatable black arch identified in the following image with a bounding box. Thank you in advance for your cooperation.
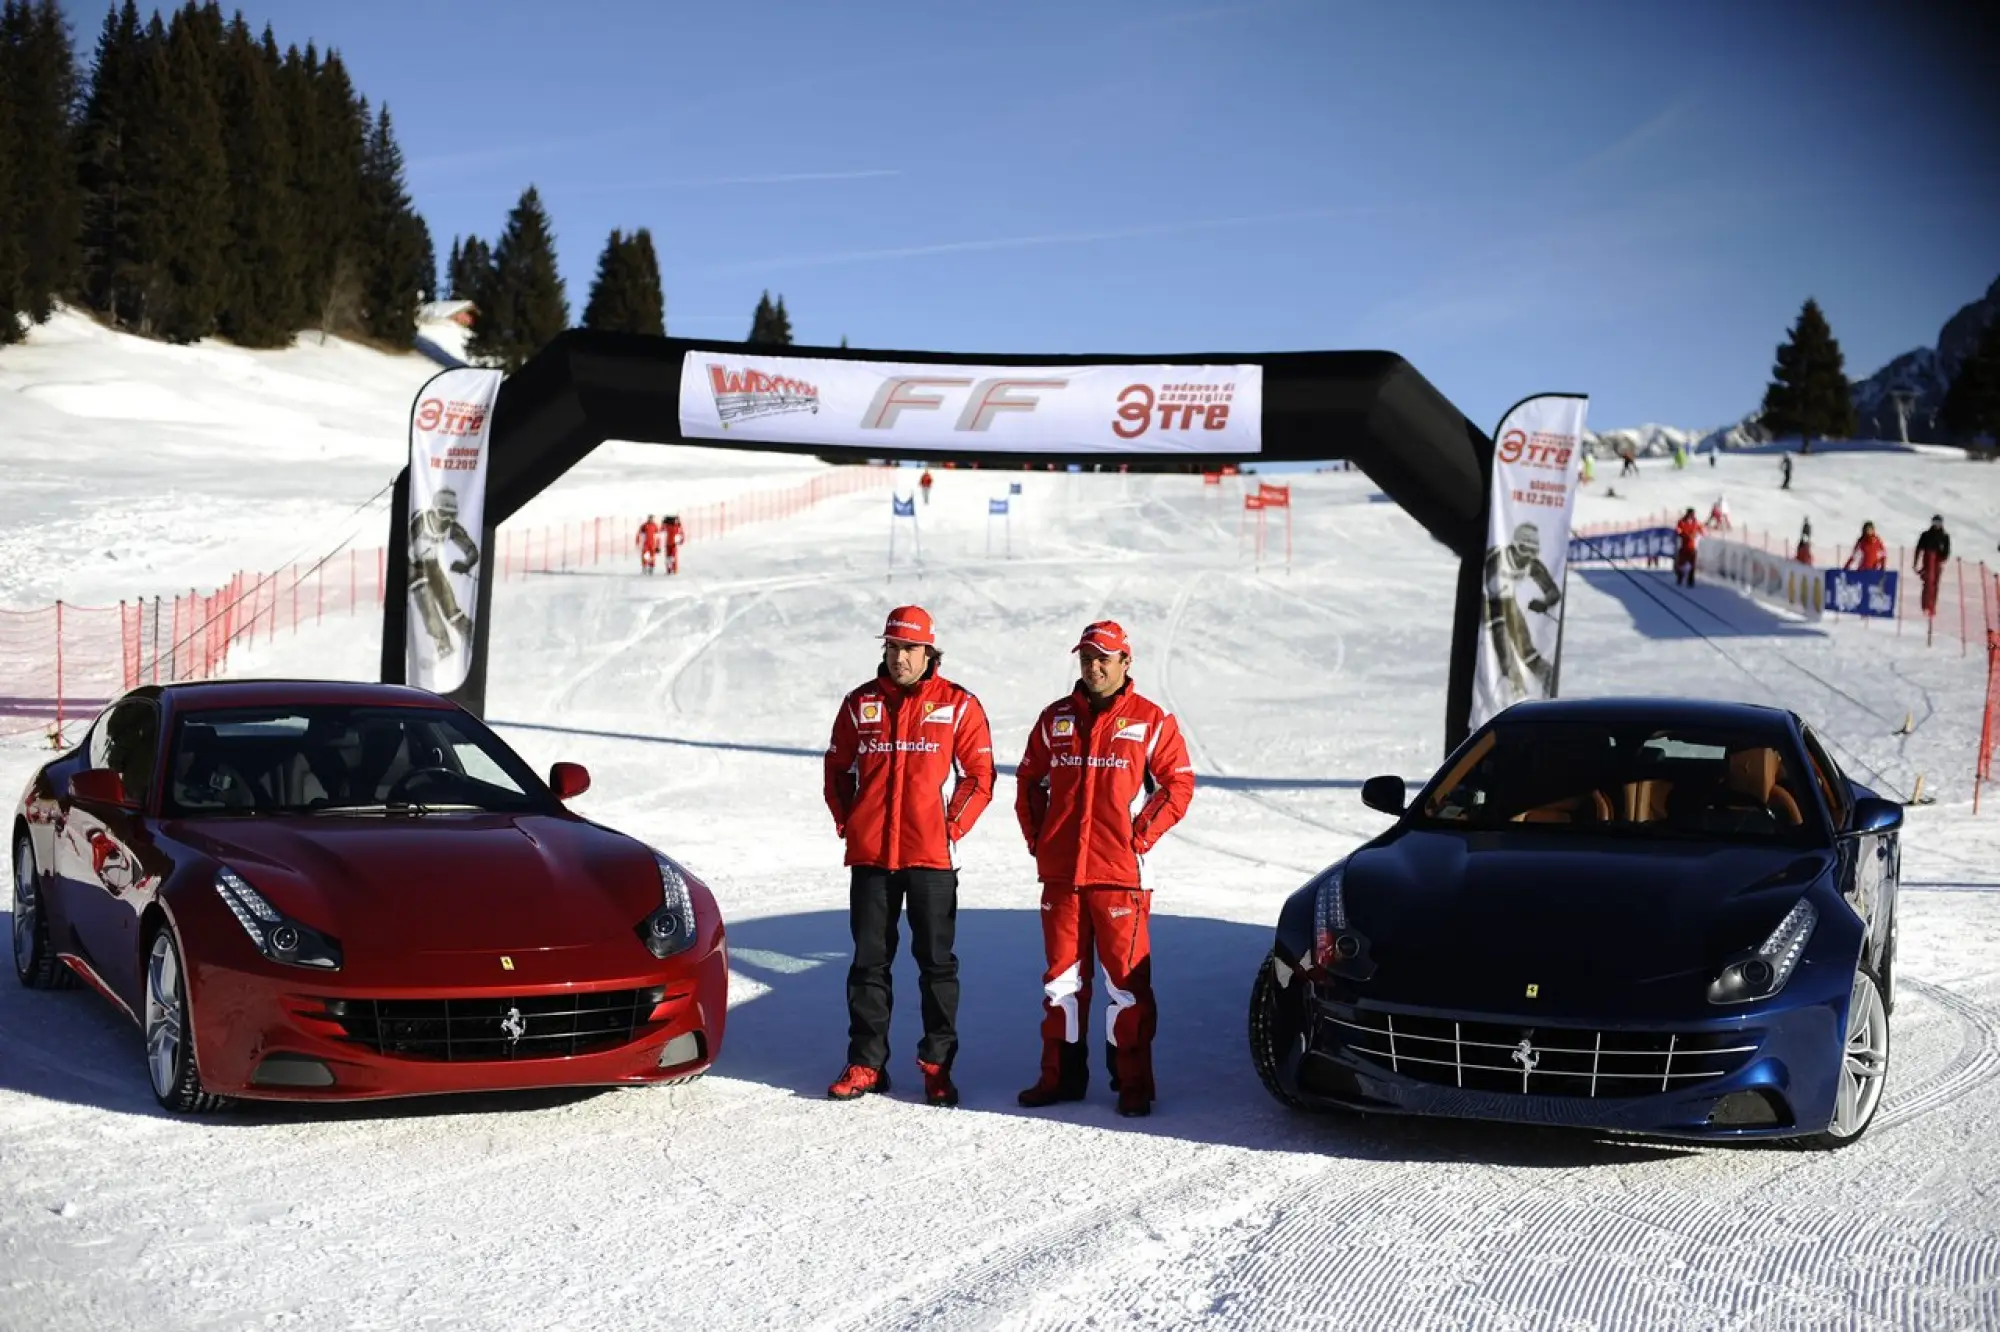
[381,331,1497,753]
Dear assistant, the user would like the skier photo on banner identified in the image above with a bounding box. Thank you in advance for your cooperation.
[1483,521,1561,700]
[409,486,478,661]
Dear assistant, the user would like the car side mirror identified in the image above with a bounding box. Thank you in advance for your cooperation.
[549,762,591,801]
[70,768,137,808]
[1847,796,1902,836]
[1361,775,1406,816]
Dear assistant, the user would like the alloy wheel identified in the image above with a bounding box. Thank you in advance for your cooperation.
[1826,969,1889,1139]
[145,931,185,1100]
[11,838,34,977]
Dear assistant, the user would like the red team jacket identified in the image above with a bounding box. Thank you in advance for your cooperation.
[1015,682,1196,889]
[1675,514,1702,555]
[824,669,995,870]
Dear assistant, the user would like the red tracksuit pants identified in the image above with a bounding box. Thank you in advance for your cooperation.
[1038,882,1155,1098]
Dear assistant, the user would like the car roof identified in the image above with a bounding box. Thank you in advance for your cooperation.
[1491,696,1797,733]
[131,680,458,713]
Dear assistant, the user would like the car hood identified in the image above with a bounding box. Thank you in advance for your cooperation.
[1342,828,1832,1019]
[167,814,661,954]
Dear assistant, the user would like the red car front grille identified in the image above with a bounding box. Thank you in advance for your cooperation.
[331,990,648,1061]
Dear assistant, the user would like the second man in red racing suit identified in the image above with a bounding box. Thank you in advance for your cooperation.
[1014,620,1195,1117]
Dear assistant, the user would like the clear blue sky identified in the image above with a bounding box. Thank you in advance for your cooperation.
[69,0,2000,432]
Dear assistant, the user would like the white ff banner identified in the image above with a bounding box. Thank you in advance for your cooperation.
[677,352,1263,455]
[1471,393,1591,731]
[405,367,504,694]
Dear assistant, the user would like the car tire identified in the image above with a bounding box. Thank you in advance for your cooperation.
[1249,955,1306,1110]
[1801,964,1889,1150]
[12,833,74,990]
[143,927,232,1114]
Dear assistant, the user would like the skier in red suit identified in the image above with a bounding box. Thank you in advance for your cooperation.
[635,516,661,575]
[1674,508,1703,587]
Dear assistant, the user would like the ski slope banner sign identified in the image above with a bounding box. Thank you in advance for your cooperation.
[1472,393,1590,731]
[678,352,1263,455]
[1569,527,1676,564]
[1825,568,1898,618]
[1707,538,1826,620]
[405,367,504,695]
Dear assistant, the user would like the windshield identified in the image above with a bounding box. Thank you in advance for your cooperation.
[1416,719,1821,843]
[164,704,551,816]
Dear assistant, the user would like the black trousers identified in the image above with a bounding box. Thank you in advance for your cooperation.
[846,866,959,1069]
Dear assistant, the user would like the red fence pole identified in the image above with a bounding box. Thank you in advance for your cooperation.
[53,600,64,747]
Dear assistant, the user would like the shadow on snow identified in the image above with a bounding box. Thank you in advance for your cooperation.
[0,904,1693,1166]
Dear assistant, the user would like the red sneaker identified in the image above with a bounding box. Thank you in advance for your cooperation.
[827,1064,890,1100]
[918,1060,960,1107]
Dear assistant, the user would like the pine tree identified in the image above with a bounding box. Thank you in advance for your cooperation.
[355,103,427,343]
[0,1,83,328]
[448,234,491,302]
[628,227,663,336]
[581,228,664,336]
[1940,316,2000,449]
[467,184,567,371]
[1758,298,1856,452]
[139,4,230,341]
[0,4,22,345]
[212,15,298,346]
[298,49,367,339]
[76,0,147,327]
[747,289,793,345]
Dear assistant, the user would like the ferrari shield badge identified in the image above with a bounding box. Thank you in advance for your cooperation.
[500,956,515,971]
[1524,983,1539,998]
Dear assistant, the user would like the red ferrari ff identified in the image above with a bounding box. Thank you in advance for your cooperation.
[10,680,728,1112]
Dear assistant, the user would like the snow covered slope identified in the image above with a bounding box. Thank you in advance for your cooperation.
[3,315,1999,1331]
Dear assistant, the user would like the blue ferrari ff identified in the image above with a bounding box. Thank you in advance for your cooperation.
[1251,698,1900,1147]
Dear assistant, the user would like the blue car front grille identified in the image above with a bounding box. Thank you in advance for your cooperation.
[1324,1005,1760,1099]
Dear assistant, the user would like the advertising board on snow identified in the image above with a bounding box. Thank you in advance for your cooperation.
[1470,394,1590,731]
[677,352,1264,455]
[404,367,504,695]
[1706,538,1825,620]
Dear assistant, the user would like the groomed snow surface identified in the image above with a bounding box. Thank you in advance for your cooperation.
[3,316,2000,1331]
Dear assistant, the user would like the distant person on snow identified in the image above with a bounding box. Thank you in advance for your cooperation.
[1915,515,1951,616]
[1795,518,1814,565]
[409,487,478,661]
[822,606,995,1108]
[1707,496,1732,531]
[1674,508,1703,587]
[919,469,935,505]
[662,514,685,576]
[1619,446,1639,478]
[636,516,661,575]
[1780,454,1793,490]
[1013,620,1196,1119]
[1844,521,1887,572]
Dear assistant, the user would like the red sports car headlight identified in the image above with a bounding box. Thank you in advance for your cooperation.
[215,867,343,971]
[637,853,699,959]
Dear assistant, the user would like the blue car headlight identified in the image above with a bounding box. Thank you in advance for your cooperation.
[637,853,699,959]
[1312,861,1376,981]
[1708,897,1817,1004]
[214,867,342,970]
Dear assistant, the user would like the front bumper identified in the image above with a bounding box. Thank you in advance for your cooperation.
[1271,976,1846,1141]
[183,934,730,1102]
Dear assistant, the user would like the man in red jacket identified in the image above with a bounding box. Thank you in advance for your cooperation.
[823,606,995,1106]
[1014,620,1195,1117]
[1674,508,1702,587]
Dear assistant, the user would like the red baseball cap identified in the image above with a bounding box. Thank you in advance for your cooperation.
[1072,620,1131,657]
[881,605,936,647]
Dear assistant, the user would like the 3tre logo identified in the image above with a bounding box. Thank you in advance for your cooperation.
[1113,383,1235,439]
[417,397,489,436]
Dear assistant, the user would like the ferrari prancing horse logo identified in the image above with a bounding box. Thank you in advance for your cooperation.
[1524,983,1539,998]
[500,956,515,971]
